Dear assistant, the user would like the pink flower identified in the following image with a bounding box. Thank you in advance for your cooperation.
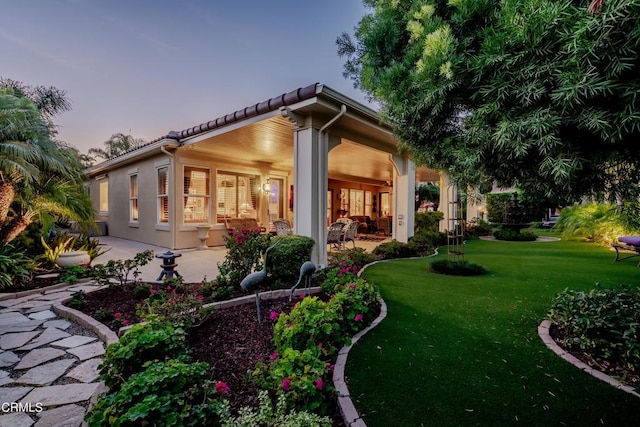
[215,381,230,394]
[270,352,278,361]
[114,312,122,319]
[317,342,323,348]
[281,378,291,392]
[196,295,203,301]
[299,294,305,300]
[122,319,129,326]
[354,314,364,322]
[165,285,172,291]
[269,311,279,320]
[235,234,245,245]
[315,378,324,390]
[349,284,356,290]
[151,289,158,295]
[169,299,175,305]
[327,364,335,373]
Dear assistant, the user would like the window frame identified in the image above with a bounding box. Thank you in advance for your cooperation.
[183,165,211,224]
[129,173,139,224]
[98,180,109,215]
[157,166,169,224]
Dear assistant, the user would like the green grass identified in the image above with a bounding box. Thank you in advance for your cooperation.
[351,239,640,426]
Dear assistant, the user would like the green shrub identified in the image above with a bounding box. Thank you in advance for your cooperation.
[134,283,152,299]
[89,250,154,287]
[136,287,213,329]
[273,297,344,358]
[93,308,114,322]
[429,260,488,276]
[328,278,380,333]
[548,285,640,375]
[216,228,271,291]
[99,321,188,391]
[465,218,492,238]
[202,278,235,301]
[372,240,418,259]
[329,247,377,269]
[38,233,76,268]
[216,390,332,427]
[86,359,224,427]
[555,203,631,245]
[74,234,110,261]
[318,259,360,296]
[415,211,444,233]
[408,231,443,255]
[67,290,85,309]
[252,346,334,415]
[493,228,537,241]
[0,243,34,288]
[268,235,315,284]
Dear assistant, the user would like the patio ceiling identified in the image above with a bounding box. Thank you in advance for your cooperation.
[181,115,439,185]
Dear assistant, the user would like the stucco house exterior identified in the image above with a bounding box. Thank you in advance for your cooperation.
[86,83,440,266]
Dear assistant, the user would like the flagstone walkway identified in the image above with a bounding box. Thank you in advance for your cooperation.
[0,282,108,427]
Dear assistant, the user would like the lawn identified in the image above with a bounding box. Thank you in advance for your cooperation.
[350,238,640,426]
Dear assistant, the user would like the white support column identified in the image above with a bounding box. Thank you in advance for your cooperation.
[391,156,416,242]
[292,125,327,267]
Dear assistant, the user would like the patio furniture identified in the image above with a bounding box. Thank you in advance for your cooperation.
[336,217,353,226]
[376,217,391,236]
[273,219,292,235]
[340,220,360,249]
[613,236,640,266]
[327,222,346,252]
[349,215,376,234]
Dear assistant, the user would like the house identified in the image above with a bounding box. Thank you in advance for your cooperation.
[86,83,440,267]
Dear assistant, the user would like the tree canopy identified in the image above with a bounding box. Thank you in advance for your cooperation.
[87,132,145,164]
[338,0,640,201]
[0,80,93,243]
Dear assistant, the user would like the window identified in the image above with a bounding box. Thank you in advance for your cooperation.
[380,192,391,217]
[349,189,364,216]
[216,172,258,222]
[266,178,284,230]
[183,166,210,223]
[365,191,373,217]
[129,174,138,222]
[157,167,169,223]
[99,181,109,213]
[339,187,349,211]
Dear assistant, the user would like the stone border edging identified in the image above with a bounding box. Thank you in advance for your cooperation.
[0,281,72,301]
[331,250,440,427]
[53,303,119,346]
[538,320,640,398]
[333,297,387,427]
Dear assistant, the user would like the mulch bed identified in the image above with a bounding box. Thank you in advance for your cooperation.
[549,324,639,388]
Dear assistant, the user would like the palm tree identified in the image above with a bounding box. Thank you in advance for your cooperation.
[87,132,145,162]
[0,81,93,243]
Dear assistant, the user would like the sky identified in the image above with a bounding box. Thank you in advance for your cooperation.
[2,0,373,154]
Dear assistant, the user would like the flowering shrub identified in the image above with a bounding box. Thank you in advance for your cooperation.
[252,346,335,414]
[216,227,271,291]
[136,280,213,329]
[216,390,332,426]
[86,359,225,427]
[328,247,377,270]
[273,296,345,359]
[99,321,188,391]
[327,278,380,334]
[318,259,360,295]
[267,235,315,285]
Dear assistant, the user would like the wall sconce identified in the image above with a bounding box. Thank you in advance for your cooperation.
[263,180,272,195]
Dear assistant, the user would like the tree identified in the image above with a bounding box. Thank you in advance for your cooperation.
[0,81,93,243]
[87,132,145,163]
[338,0,640,201]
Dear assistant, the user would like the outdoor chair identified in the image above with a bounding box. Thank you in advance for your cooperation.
[336,217,353,226]
[376,217,390,236]
[613,236,640,266]
[273,219,292,235]
[327,222,346,252]
[340,220,359,249]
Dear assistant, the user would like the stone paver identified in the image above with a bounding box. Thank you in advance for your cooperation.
[0,332,41,350]
[35,404,84,427]
[66,342,104,361]
[0,312,30,325]
[0,351,20,367]
[0,386,33,403]
[0,320,45,334]
[15,348,66,370]
[0,370,13,386]
[20,329,70,351]
[16,359,76,386]
[49,336,96,349]
[31,292,73,302]
[21,383,100,407]
[0,412,34,427]
[41,320,70,330]
[28,311,56,321]
[66,358,102,383]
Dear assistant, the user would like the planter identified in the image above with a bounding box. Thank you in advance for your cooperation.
[56,250,90,268]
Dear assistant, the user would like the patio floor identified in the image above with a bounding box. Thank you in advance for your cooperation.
[93,235,389,284]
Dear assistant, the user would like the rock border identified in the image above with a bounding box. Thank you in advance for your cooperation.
[538,320,639,398]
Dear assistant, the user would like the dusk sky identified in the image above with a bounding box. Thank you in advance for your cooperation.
[3,0,373,154]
